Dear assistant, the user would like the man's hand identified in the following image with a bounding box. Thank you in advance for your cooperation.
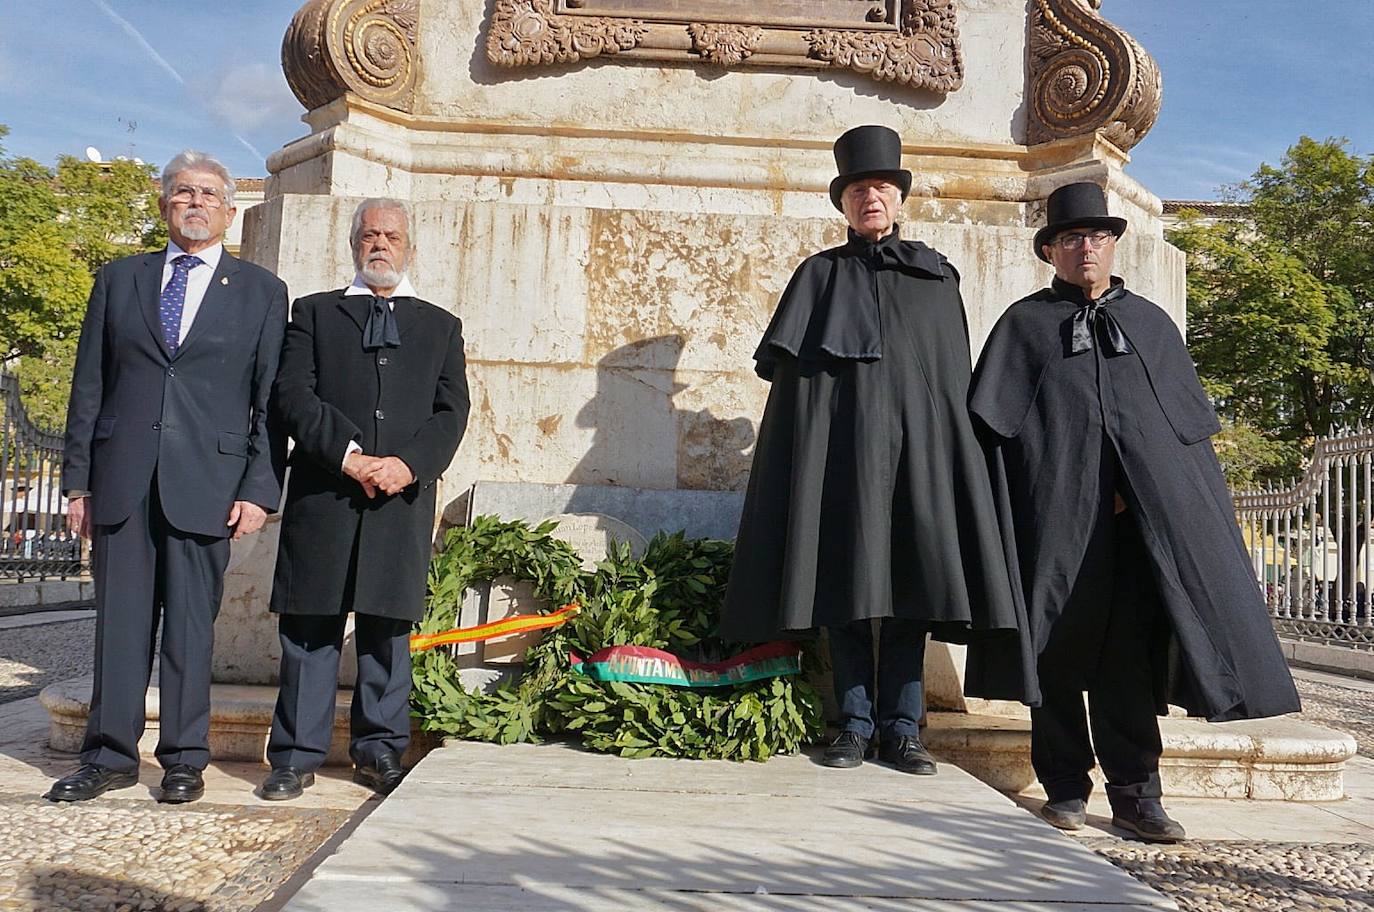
[343,451,383,499]
[365,456,415,496]
[227,501,268,540]
[67,496,91,540]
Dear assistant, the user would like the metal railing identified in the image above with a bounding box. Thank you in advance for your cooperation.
[1233,427,1374,649]
[0,372,85,581]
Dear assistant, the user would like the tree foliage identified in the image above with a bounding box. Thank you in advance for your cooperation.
[0,124,165,427]
[1170,137,1374,484]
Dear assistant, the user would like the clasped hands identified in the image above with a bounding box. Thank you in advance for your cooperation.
[344,451,415,498]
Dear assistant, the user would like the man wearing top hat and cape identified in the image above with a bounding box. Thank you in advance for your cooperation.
[719,125,1028,775]
[965,181,1300,842]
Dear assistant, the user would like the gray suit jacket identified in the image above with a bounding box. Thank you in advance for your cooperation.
[62,249,288,538]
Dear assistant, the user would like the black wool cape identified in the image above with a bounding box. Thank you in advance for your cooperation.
[964,278,1301,721]
[270,290,470,622]
[718,229,1027,668]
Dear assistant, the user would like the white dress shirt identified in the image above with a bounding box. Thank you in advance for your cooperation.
[161,240,225,344]
[341,273,421,468]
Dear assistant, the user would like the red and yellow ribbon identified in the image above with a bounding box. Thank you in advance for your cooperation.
[409,602,581,653]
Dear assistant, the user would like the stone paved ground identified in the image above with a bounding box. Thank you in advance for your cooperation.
[1088,839,1374,912]
[0,617,95,705]
[0,797,350,912]
[1293,674,1373,758]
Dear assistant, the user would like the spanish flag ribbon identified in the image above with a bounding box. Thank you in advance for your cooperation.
[409,602,581,653]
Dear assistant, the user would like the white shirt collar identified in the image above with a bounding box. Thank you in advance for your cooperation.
[346,273,419,299]
[165,239,224,270]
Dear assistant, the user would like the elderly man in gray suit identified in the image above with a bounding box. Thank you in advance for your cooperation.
[49,150,287,804]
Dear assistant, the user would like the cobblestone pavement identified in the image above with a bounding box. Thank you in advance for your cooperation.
[1088,839,1374,912]
[1294,674,1374,758]
[0,797,350,912]
[0,618,94,705]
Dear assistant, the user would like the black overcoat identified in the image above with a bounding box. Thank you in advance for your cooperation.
[964,278,1301,721]
[718,229,1026,663]
[269,290,470,621]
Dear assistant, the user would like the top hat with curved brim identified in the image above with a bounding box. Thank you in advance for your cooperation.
[1033,181,1128,262]
[829,125,913,212]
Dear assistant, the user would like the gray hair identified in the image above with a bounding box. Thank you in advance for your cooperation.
[349,198,413,248]
[160,150,235,208]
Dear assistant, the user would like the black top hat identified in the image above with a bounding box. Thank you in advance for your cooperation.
[829,125,913,212]
[1033,181,1128,262]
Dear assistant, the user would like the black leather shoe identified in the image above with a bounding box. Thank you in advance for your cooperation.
[353,750,405,795]
[44,763,139,802]
[1041,798,1088,830]
[821,731,871,769]
[877,735,938,775]
[158,764,205,804]
[261,767,315,801]
[1112,799,1186,843]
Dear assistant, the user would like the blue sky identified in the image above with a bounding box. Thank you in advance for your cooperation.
[0,1,1370,201]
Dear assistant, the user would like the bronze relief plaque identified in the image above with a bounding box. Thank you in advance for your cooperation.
[485,0,963,94]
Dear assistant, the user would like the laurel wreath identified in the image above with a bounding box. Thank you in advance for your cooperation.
[410,515,824,760]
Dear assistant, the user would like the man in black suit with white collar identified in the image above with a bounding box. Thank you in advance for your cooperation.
[50,150,288,804]
[260,198,469,801]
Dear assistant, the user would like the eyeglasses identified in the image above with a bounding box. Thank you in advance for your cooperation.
[168,184,227,209]
[1052,230,1115,250]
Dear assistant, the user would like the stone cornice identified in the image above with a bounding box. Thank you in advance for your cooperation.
[1027,0,1161,150]
[283,0,420,113]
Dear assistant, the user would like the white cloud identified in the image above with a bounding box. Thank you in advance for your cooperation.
[203,62,302,135]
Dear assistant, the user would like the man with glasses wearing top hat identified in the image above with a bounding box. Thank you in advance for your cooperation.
[719,126,1029,775]
[965,181,1300,842]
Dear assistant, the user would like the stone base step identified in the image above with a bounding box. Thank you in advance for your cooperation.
[39,679,1357,800]
[38,678,432,768]
[925,710,1357,801]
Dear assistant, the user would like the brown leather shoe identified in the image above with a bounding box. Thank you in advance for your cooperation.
[44,764,140,802]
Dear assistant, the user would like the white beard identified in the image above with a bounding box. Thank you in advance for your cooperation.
[360,262,403,287]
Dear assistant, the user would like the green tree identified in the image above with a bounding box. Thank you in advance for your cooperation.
[0,125,165,427]
[1170,136,1374,484]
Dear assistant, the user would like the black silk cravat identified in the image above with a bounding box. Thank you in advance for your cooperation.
[1068,284,1132,355]
[363,295,401,351]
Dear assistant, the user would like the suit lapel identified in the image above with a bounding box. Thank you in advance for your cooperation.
[135,251,173,361]
[175,253,242,359]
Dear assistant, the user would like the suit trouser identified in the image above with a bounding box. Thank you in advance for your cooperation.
[267,612,413,772]
[828,618,930,741]
[82,483,229,772]
[1031,514,1164,808]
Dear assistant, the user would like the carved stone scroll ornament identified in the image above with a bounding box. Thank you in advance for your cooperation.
[486,0,964,95]
[1028,0,1162,150]
[486,0,647,67]
[688,23,766,66]
[283,0,420,113]
[806,0,963,92]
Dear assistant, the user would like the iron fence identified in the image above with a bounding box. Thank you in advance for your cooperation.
[0,372,84,581]
[1233,428,1374,649]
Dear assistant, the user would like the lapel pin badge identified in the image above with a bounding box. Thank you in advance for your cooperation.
[221,277,230,285]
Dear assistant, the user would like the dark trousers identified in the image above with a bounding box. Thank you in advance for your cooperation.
[1031,514,1164,808]
[267,612,413,772]
[828,618,929,741]
[82,484,229,772]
